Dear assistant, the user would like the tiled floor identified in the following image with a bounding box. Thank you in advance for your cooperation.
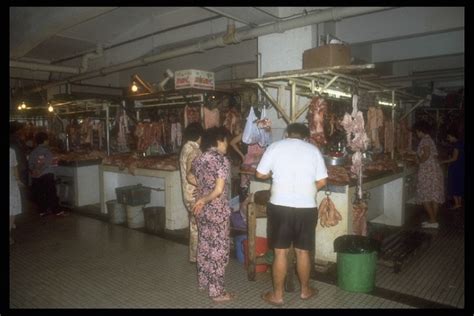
[9,199,464,309]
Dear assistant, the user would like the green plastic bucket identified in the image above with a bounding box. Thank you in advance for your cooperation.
[336,251,377,293]
[334,235,380,293]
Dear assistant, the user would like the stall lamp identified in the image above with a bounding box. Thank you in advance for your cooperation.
[48,105,54,112]
[131,82,138,92]
[18,105,22,110]
[321,88,352,98]
[378,101,397,107]
[21,101,26,109]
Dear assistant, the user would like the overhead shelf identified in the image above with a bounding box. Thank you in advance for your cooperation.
[245,64,425,124]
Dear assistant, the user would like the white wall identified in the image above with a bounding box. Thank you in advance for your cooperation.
[258,26,313,140]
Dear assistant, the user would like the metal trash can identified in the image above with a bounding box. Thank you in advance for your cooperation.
[334,235,380,293]
[106,200,126,224]
[125,205,145,229]
[143,207,166,234]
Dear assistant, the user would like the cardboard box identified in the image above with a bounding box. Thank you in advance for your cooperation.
[174,69,215,90]
[303,44,351,69]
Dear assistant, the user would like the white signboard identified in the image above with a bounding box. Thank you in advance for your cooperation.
[174,69,215,90]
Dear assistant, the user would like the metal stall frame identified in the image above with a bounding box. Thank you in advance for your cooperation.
[48,98,122,156]
[244,64,425,159]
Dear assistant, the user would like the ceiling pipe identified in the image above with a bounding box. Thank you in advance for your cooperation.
[26,7,392,93]
[81,44,104,73]
[10,60,80,74]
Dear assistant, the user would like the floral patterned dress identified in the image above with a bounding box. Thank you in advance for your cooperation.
[192,148,231,298]
[416,135,445,204]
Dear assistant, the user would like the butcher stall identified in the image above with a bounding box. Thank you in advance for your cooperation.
[243,65,424,265]
[99,155,186,230]
[97,84,250,230]
[53,151,106,207]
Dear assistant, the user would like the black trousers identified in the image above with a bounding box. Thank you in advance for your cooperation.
[31,173,59,214]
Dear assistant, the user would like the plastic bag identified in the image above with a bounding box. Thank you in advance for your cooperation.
[242,107,260,145]
[257,106,272,147]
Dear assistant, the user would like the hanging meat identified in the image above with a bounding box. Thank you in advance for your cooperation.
[223,106,242,136]
[340,111,369,153]
[341,96,369,201]
[170,122,182,152]
[80,118,93,145]
[203,106,220,129]
[184,105,201,127]
[327,165,350,184]
[352,199,368,236]
[134,121,165,152]
[117,110,130,152]
[397,118,412,154]
[384,120,394,153]
[307,96,328,148]
[318,196,342,227]
[367,106,384,151]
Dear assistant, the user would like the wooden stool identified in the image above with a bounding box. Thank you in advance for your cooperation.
[246,201,299,292]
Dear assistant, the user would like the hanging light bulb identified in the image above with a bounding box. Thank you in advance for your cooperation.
[21,101,26,109]
[48,105,54,112]
[131,81,138,92]
[18,105,22,110]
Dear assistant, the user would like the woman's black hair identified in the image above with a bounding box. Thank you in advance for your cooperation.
[412,121,432,134]
[35,132,49,145]
[201,126,231,151]
[183,122,204,142]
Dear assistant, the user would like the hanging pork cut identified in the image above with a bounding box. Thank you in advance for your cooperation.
[184,105,201,127]
[203,106,220,129]
[352,200,368,236]
[318,196,342,227]
[307,96,328,148]
[223,107,242,136]
[367,106,384,150]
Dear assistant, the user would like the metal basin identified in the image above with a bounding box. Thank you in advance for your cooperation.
[324,155,347,166]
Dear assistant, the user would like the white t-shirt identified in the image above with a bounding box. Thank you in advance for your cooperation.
[256,138,328,208]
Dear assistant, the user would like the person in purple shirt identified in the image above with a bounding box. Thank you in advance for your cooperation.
[28,132,65,217]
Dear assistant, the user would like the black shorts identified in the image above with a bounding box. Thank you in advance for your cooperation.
[267,203,318,251]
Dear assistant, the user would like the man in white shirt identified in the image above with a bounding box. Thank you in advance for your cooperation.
[256,123,327,306]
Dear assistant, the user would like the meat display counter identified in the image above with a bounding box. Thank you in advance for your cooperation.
[99,164,188,231]
[248,165,418,265]
[54,159,102,208]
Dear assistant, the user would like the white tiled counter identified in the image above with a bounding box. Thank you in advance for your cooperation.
[100,164,187,230]
[249,166,418,264]
[54,160,101,207]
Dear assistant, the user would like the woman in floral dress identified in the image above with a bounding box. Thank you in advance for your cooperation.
[413,121,445,229]
[192,126,235,303]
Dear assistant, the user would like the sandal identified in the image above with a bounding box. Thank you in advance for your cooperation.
[261,291,284,306]
[212,292,236,303]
